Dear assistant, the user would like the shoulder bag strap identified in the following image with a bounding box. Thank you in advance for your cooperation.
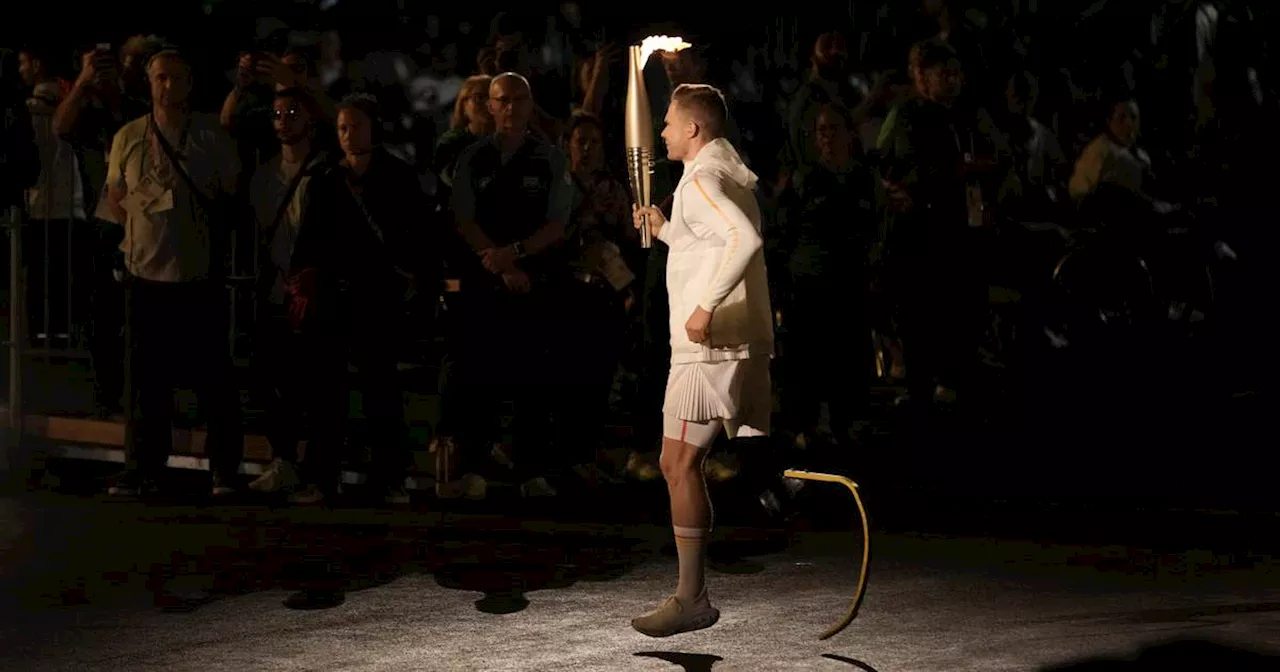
[263,152,315,245]
[149,114,214,209]
[343,169,413,280]
[344,175,387,246]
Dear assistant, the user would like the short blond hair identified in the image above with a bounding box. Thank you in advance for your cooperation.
[672,83,728,139]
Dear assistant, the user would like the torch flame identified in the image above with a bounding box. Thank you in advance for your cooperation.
[638,35,692,67]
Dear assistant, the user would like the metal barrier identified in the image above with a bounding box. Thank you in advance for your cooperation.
[25,102,89,357]
[4,205,23,474]
[4,100,90,476]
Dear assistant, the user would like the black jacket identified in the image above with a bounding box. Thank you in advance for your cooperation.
[291,148,441,305]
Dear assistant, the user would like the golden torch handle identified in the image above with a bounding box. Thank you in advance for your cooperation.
[625,44,655,250]
[626,148,654,249]
[783,469,871,640]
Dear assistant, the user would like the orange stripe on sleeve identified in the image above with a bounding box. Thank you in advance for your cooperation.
[692,176,741,309]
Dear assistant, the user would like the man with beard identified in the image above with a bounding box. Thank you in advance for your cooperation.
[246,88,331,502]
[787,32,863,170]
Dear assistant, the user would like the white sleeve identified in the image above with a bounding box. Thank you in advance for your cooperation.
[654,206,681,245]
[689,173,763,312]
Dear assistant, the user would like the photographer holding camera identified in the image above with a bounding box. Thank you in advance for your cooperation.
[220,44,334,158]
[47,36,163,417]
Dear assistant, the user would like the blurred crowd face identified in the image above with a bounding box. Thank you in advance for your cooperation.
[1108,101,1141,147]
[569,121,604,173]
[493,33,530,75]
[1005,78,1027,117]
[461,80,492,132]
[920,59,963,104]
[148,54,192,109]
[121,58,145,91]
[815,105,853,166]
[812,33,849,78]
[660,49,707,87]
[337,107,374,156]
[488,74,533,136]
[273,96,311,146]
[281,52,314,88]
[17,52,42,87]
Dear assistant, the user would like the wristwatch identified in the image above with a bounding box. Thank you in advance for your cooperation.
[511,241,526,258]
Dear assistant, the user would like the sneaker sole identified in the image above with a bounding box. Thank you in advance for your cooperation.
[631,608,720,638]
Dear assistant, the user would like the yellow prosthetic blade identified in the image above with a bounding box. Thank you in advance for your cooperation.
[783,470,871,640]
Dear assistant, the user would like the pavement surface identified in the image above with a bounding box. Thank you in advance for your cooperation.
[2,475,1280,672]
[1,291,1276,671]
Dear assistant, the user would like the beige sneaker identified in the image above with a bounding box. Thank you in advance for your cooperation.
[631,589,720,637]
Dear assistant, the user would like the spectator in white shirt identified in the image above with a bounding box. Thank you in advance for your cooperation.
[101,49,244,498]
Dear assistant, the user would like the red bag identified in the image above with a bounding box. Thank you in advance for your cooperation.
[286,267,318,330]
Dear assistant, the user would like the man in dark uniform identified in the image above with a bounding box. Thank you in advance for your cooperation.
[288,94,437,505]
[446,72,573,499]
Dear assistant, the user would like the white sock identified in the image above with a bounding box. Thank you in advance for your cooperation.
[673,525,708,603]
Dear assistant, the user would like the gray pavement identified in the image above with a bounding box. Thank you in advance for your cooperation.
[1,491,1279,671]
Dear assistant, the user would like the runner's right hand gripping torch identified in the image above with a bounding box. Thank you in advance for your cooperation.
[626,36,691,248]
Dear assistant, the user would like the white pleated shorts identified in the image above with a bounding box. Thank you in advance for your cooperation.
[662,356,771,444]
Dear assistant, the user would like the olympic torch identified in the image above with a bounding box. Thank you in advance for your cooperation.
[626,35,691,248]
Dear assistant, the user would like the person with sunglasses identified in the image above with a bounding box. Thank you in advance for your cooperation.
[246,87,334,503]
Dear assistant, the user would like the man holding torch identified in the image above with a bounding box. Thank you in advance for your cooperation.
[630,83,773,637]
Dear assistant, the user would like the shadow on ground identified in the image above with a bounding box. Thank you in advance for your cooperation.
[633,651,724,671]
[821,654,882,671]
[1041,639,1280,670]
[1,461,801,621]
[16,510,661,616]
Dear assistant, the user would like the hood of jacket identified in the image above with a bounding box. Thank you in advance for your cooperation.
[686,138,757,191]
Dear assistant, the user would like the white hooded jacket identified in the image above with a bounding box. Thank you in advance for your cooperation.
[658,138,774,364]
